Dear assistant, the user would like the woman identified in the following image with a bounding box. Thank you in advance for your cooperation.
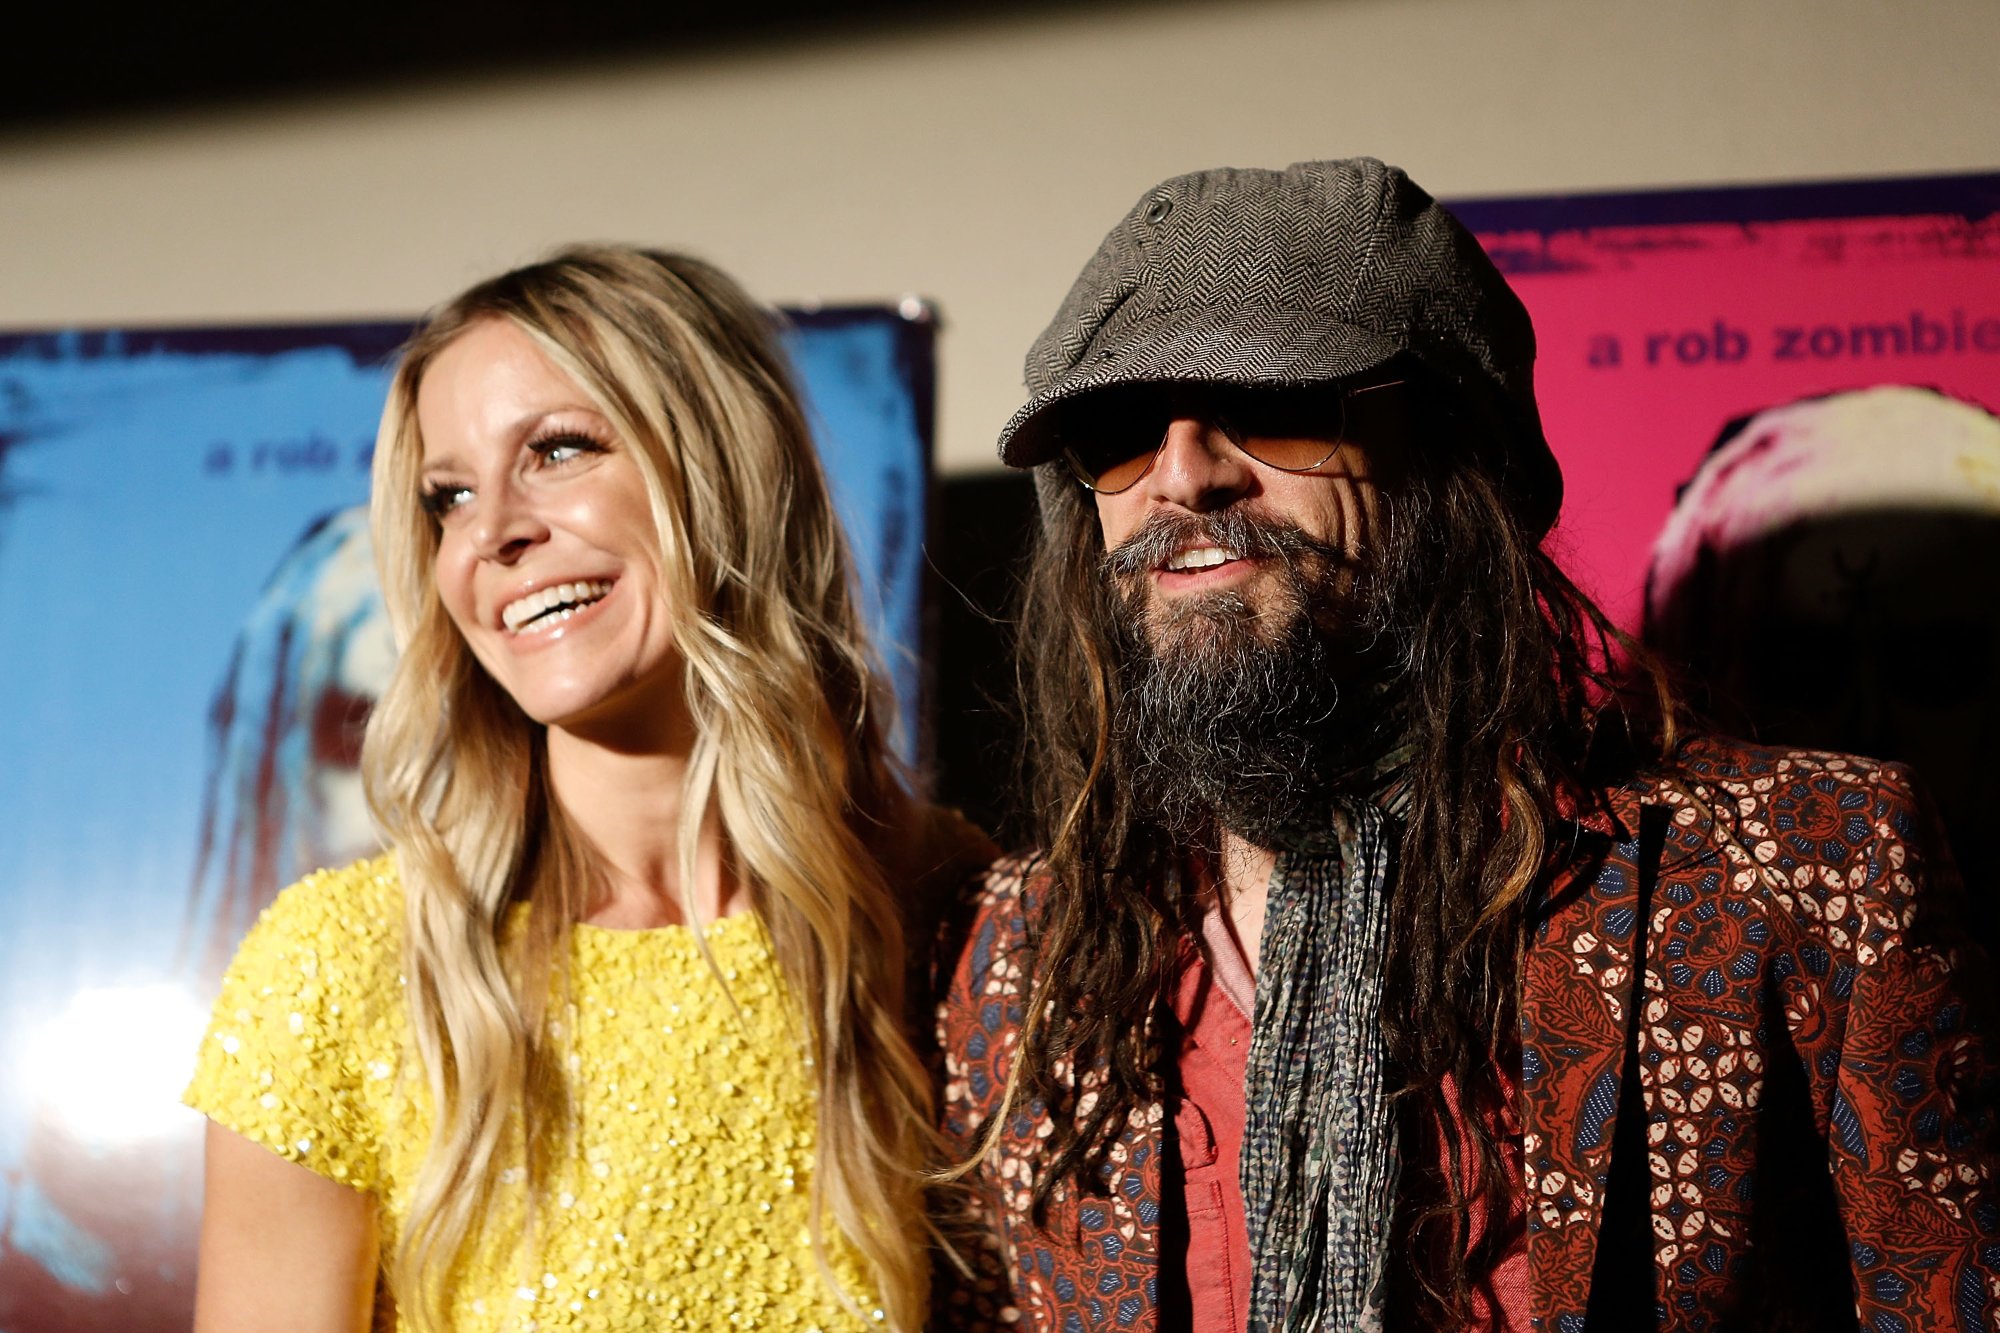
[184,246,967,1331]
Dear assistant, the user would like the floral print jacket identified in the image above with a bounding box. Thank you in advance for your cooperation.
[933,738,2000,1331]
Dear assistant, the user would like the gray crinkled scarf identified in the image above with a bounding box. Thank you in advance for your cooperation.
[1241,793,1403,1333]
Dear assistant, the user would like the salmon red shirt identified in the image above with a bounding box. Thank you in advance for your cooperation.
[1167,908,1530,1333]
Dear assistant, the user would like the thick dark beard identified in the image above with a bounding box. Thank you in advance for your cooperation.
[1105,507,1393,850]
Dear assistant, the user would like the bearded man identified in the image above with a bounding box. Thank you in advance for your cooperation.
[935,159,1999,1332]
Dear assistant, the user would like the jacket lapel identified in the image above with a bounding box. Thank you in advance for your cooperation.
[1519,784,1653,1330]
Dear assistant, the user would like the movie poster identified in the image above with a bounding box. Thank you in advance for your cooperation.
[1454,172,2000,954]
[0,308,934,1332]
[1452,172,2000,627]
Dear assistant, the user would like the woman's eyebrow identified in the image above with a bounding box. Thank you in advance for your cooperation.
[508,403,602,435]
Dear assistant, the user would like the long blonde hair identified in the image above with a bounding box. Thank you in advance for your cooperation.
[363,246,934,1329]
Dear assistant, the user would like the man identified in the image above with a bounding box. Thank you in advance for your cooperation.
[935,159,1998,1332]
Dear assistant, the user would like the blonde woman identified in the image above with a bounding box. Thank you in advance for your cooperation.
[184,247,976,1332]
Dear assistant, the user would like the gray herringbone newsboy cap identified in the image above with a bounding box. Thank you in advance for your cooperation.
[997,157,1562,535]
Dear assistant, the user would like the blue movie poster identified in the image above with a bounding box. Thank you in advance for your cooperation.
[0,309,934,1331]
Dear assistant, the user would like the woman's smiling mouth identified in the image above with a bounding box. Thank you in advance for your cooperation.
[500,580,614,634]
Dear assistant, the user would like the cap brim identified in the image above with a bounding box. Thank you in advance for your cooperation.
[997,307,1405,468]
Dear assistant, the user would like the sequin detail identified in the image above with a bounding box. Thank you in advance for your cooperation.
[185,856,879,1330]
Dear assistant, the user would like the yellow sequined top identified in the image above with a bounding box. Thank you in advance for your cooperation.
[184,856,883,1332]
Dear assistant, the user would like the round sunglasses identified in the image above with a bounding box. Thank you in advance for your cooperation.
[1057,380,1404,494]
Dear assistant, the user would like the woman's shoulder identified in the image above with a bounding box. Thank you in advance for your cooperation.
[258,853,404,947]
[225,853,406,990]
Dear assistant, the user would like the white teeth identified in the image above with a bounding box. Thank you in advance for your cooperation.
[1164,546,1242,572]
[501,580,612,633]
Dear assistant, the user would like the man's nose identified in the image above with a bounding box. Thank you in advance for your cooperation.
[469,482,548,563]
[1141,417,1252,511]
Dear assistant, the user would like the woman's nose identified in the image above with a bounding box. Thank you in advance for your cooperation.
[469,483,548,563]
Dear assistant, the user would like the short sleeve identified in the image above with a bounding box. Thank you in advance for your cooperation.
[183,856,404,1193]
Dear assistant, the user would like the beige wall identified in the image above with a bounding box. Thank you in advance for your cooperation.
[3,0,1994,475]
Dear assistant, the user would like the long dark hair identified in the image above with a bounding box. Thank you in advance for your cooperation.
[1005,385,1675,1327]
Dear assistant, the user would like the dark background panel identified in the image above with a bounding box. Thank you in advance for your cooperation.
[6,0,1145,128]
[929,470,1038,845]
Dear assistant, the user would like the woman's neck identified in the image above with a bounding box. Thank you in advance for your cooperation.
[544,722,741,929]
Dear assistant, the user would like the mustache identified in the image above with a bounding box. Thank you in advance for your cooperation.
[1099,507,1345,580]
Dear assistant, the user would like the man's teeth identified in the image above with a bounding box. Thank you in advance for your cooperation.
[1164,546,1243,572]
[501,580,612,632]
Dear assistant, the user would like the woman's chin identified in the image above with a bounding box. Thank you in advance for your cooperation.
[529,675,688,751]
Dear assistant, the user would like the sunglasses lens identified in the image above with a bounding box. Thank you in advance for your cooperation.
[1058,393,1167,492]
[1237,434,1342,471]
[1215,389,1346,472]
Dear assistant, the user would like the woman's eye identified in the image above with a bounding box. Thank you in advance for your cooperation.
[420,483,473,517]
[530,431,604,466]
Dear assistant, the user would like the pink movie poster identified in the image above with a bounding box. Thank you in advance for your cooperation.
[1455,173,2000,953]
[1454,173,2000,628]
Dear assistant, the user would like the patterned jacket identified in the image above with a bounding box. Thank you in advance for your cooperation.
[933,738,2000,1331]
